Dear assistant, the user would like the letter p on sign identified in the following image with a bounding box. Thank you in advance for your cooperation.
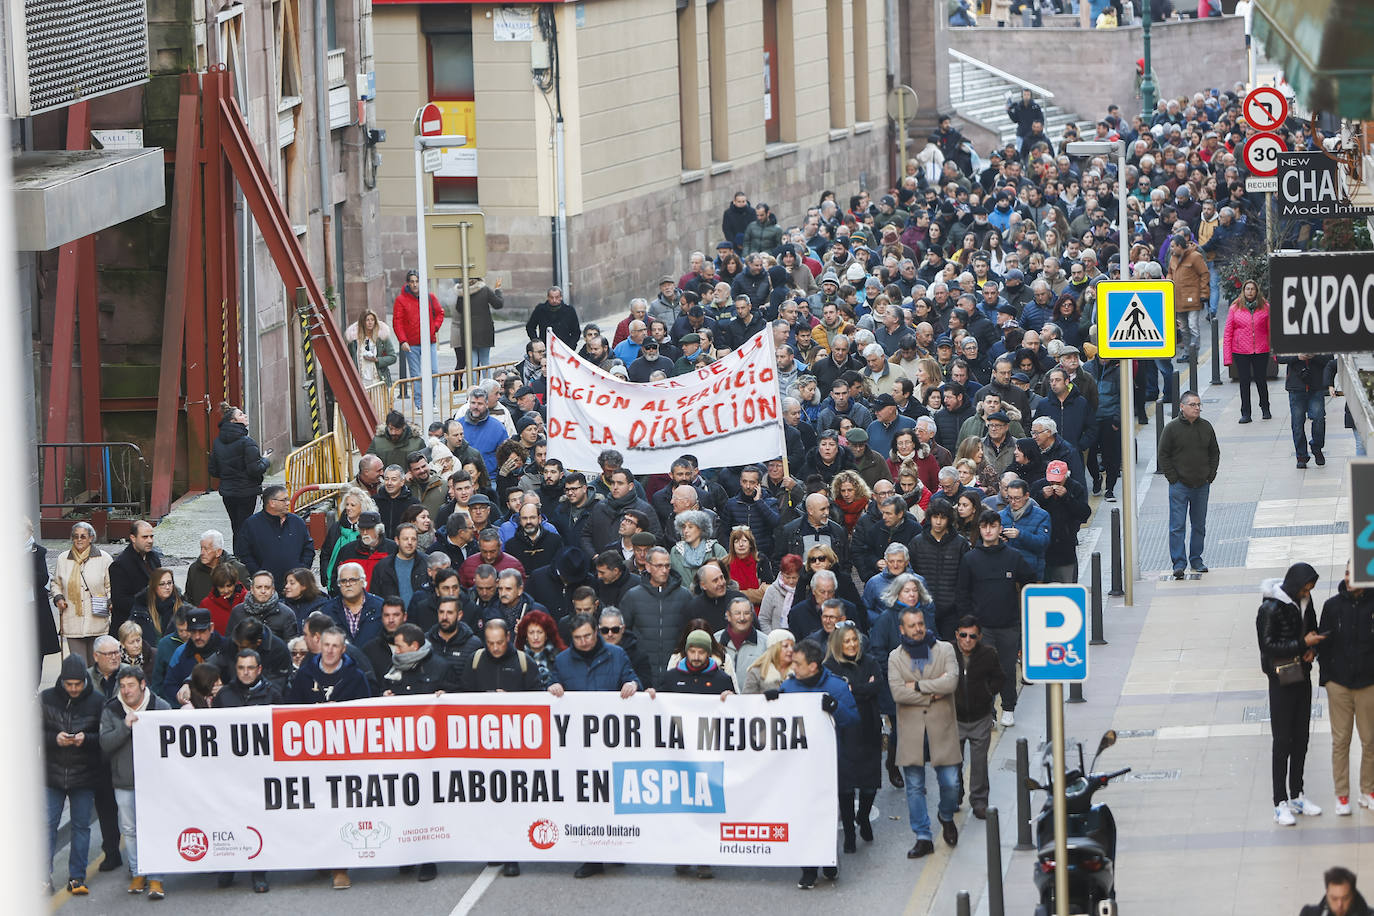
[1021,585,1089,683]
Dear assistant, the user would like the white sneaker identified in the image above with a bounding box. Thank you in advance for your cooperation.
[1358,793,1374,810]
[1289,794,1322,817]
[1000,710,1015,728]
[1274,802,1297,826]
[1336,797,1352,816]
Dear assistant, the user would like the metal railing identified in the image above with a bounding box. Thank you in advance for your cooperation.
[284,432,342,500]
[38,442,149,518]
[326,48,347,88]
[948,48,1055,102]
[290,482,351,515]
[388,359,521,429]
[331,379,389,484]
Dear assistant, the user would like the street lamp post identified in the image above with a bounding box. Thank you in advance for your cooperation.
[1140,0,1157,121]
[1067,140,1135,606]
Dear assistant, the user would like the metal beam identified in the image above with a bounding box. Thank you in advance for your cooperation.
[76,235,102,492]
[203,67,227,412]
[150,75,201,518]
[214,93,377,449]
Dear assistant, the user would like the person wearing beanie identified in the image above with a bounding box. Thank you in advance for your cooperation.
[1258,562,1324,827]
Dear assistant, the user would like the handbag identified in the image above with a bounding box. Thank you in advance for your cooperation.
[1273,656,1305,686]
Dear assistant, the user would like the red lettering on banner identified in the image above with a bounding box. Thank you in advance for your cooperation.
[720,822,789,842]
[271,704,551,762]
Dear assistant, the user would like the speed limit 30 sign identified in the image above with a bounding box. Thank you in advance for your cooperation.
[1243,132,1288,177]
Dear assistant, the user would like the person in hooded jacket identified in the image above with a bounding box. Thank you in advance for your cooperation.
[100,663,172,898]
[721,193,754,250]
[209,403,271,554]
[527,545,594,621]
[42,654,105,896]
[1318,561,1374,816]
[824,623,883,853]
[225,571,298,642]
[1257,562,1325,826]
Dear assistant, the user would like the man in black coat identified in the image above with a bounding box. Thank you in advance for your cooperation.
[1299,866,1371,916]
[955,511,1035,727]
[592,551,640,610]
[109,520,164,633]
[685,564,747,636]
[779,493,850,570]
[41,655,105,893]
[1031,462,1091,584]
[382,624,461,697]
[527,546,595,623]
[586,470,662,550]
[525,286,581,348]
[428,597,482,677]
[1318,568,1374,815]
[237,486,316,596]
[462,618,543,694]
[214,647,284,707]
[952,615,1004,819]
[213,618,293,691]
[361,598,412,683]
[370,525,430,607]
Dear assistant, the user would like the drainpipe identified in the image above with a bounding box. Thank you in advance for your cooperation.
[314,0,334,308]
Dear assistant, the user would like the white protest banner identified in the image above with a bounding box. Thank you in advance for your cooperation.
[545,328,785,474]
[134,692,836,871]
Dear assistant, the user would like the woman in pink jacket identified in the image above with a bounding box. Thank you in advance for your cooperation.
[1222,279,1272,423]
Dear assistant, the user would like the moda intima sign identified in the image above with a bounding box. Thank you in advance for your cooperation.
[1276,151,1374,218]
[1270,251,1374,354]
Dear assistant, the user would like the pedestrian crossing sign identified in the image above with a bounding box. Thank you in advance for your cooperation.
[1096,280,1175,358]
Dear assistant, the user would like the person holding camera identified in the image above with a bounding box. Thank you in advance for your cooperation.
[1278,353,1335,469]
[1167,231,1209,365]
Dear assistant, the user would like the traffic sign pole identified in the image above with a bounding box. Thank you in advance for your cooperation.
[1050,681,1069,916]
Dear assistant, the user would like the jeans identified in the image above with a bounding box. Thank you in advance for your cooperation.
[47,787,94,881]
[1178,310,1203,357]
[114,787,158,880]
[1234,352,1271,418]
[1288,390,1326,460]
[403,343,440,408]
[983,625,1021,711]
[1207,267,1221,317]
[957,713,995,810]
[1167,481,1209,569]
[1326,681,1374,798]
[1269,675,1311,806]
[903,761,961,840]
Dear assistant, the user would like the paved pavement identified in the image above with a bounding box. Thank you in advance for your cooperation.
[52,320,1365,914]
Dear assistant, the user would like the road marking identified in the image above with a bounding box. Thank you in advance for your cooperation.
[448,864,500,916]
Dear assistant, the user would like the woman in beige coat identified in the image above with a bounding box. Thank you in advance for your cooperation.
[887,606,962,856]
[49,522,114,663]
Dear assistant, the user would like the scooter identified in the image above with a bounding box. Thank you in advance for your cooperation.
[1027,730,1131,916]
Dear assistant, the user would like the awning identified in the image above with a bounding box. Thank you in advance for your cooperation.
[11,148,166,251]
[1252,0,1374,121]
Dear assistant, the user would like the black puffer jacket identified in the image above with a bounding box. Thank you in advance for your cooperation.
[1256,564,1319,677]
[41,655,105,790]
[209,419,270,497]
[955,642,1005,722]
[910,529,970,620]
[1318,582,1374,689]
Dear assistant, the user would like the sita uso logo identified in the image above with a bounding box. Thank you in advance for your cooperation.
[719,822,788,842]
[528,819,559,850]
[177,828,209,861]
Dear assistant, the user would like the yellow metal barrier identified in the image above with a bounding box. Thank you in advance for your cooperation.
[388,360,520,428]
[331,380,389,484]
[285,432,341,498]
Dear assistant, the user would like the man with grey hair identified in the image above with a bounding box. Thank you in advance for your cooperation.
[184,529,249,606]
[459,385,507,476]
[862,342,904,393]
[1031,415,1084,489]
[786,568,857,639]
[1023,279,1054,332]
[619,546,693,667]
[612,298,649,347]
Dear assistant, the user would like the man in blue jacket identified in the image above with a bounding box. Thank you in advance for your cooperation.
[997,479,1051,580]
[778,638,857,888]
[548,613,641,879]
[458,387,509,476]
[322,562,385,646]
[236,485,314,594]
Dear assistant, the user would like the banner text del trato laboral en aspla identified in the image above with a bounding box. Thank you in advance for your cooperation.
[133,693,837,871]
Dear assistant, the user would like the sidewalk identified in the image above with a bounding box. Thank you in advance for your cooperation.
[923,346,1361,915]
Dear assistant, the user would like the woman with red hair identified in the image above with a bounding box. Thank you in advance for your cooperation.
[515,609,565,687]
[758,554,804,635]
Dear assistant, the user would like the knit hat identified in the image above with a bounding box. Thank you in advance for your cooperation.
[767,629,795,648]
[685,630,713,652]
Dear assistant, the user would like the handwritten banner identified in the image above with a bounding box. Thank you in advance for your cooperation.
[545,329,786,474]
[133,693,837,870]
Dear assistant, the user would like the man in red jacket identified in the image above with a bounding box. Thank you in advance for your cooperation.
[393,270,444,408]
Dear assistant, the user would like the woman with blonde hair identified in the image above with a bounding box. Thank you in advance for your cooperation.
[319,487,376,591]
[914,357,945,401]
[742,629,795,694]
[830,470,872,535]
[117,619,155,674]
[50,522,114,663]
[346,308,398,385]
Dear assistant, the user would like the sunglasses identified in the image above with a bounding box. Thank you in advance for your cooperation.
[956,631,980,640]
[599,626,623,635]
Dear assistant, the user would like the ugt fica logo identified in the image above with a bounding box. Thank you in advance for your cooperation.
[340,820,392,850]
[177,828,209,861]
[528,819,559,850]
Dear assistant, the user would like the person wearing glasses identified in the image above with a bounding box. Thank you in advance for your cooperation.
[236,484,316,596]
[951,616,1004,820]
[620,547,693,670]
[50,522,115,664]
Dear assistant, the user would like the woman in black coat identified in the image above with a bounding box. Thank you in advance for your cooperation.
[1257,562,1325,825]
[824,623,883,853]
[31,522,60,664]
[208,402,271,555]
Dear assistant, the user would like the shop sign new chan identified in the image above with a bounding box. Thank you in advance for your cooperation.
[1269,251,1374,354]
[1276,151,1374,218]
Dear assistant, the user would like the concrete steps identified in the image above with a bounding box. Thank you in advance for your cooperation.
[947,59,1084,150]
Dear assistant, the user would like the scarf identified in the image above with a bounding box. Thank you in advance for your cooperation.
[795,669,823,689]
[384,642,433,682]
[677,657,720,675]
[729,557,761,594]
[241,591,283,620]
[574,638,603,661]
[900,630,937,662]
[118,685,151,717]
[121,648,147,668]
[678,539,713,568]
[726,627,752,650]
[836,495,869,532]
[66,544,91,615]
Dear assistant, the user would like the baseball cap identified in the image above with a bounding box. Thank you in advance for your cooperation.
[1046,460,1069,483]
[872,393,898,410]
[1011,371,1030,383]
[934,335,954,349]
[986,411,1010,424]
[187,608,213,631]
[641,339,659,349]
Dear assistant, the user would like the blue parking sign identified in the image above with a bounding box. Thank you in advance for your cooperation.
[1096,280,1176,359]
[1021,584,1089,683]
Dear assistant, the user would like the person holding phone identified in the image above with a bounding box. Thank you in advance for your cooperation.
[1257,562,1324,826]
[210,402,272,556]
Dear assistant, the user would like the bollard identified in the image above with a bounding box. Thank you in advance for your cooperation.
[1109,509,1124,596]
[1015,738,1033,849]
[986,807,1006,916]
[1189,351,1199,394]
[956,890,972,916]
[1154,399,1165,471]
[1068,681,1085,703]
[1209,317,1221,386]
[1045,685,1053,742]
[1171,370,1181,418]
[1091,552,1107,644]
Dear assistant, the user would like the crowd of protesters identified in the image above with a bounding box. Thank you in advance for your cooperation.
[33,80,1359,899]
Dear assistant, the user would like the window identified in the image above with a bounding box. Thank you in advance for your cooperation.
[852,0,869,122]
[274,0,304,224]
[763,0,779,144]
[677,1,701,171]
[425,6,476,205]
[763,0,795,144]
[826,0,845,129]
[215,6,246,106]
[706,0,727,162]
